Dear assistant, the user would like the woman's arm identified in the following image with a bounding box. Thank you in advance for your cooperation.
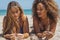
[43,19,57,39]
[33,16,43,38]
[50,19,57,35]
[23,16,29,33]
[23,15,29,38]
[33,16,40,33]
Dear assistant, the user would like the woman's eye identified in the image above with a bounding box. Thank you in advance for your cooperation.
[12,12,15,14]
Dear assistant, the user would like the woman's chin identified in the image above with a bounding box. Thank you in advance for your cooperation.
[38,15,44,19]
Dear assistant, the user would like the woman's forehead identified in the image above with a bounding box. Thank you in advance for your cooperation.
[37,3,46,10]
[37,3,44,8]
[11,6,19,12]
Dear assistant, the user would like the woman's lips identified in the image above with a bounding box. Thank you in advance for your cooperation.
[38,13,43,17]
[14,16,18,19]
[14,16,17,17]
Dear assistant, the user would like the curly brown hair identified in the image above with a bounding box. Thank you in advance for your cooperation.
[32,0,58,22]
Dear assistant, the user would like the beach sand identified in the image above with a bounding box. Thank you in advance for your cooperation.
[0,15,60,40]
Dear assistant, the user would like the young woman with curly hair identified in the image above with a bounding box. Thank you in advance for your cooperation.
[32,0,58,39]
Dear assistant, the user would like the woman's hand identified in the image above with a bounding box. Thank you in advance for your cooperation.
[10,33,16,39]
[4,33,16,39]
[37,33,42,38]
[17,33,24,39]
[43,31,54,39]
[17,33,29,39]
[4,34,11,38]
[23,33,29,38]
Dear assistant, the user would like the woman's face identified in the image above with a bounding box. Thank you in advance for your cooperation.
[37,3,47,18]
[10,6,20,19]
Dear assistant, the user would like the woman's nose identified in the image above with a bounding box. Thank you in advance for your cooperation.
[14,13,18,17]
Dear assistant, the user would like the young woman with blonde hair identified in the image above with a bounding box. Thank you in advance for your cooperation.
[3,1,29,40]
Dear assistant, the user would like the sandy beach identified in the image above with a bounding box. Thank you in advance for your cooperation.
[0,15,60,40]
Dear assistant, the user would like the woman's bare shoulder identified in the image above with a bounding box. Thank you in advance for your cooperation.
[22,15,27,21]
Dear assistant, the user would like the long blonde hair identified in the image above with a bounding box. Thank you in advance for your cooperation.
[3,1,24,34]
